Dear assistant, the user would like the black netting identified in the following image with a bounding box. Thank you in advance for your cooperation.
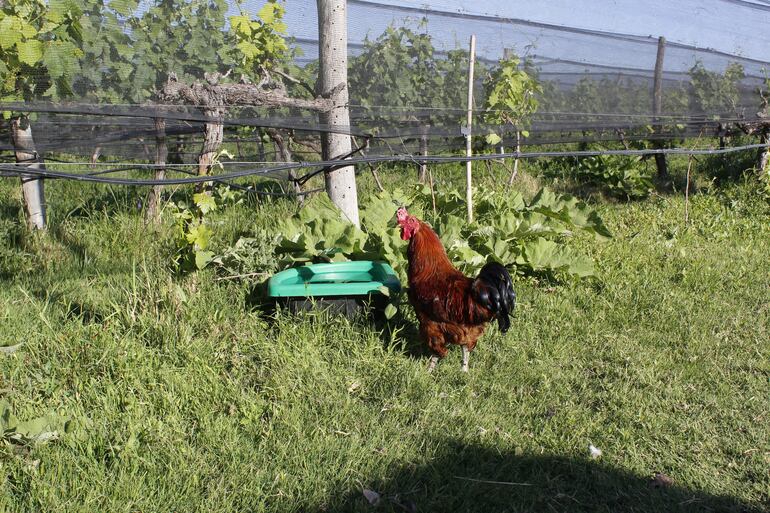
[1,0,768,184]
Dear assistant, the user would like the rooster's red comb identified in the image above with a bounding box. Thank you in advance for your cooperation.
[396,207,409,223]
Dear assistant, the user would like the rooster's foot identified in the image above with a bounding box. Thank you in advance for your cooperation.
[427,355,439,373]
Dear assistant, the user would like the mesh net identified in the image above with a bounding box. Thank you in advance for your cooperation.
[1,0,768,182]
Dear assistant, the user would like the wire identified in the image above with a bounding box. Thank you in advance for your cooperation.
[2,142,767,187]
[719,0,770,11]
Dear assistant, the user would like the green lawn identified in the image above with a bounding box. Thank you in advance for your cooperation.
[1,167,768,512]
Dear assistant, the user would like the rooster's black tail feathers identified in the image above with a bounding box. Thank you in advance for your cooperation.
[473,262,516,333]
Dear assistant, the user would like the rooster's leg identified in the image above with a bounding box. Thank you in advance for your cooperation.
[461,345,470,372]
[427,355,439,372]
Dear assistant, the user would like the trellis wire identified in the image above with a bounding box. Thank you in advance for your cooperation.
[1,142,767,187]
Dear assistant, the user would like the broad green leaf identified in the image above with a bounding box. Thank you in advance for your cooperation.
[42,41,79,80]
[258,3,276,24]
[114,62,133,81]
[39,21,59,34]
[448,240,486,271]
[237,41,259,59]
[46,0,66,23]
[186,223,213,250]
[273,21,287,34]
[230,15,250,35]
[193,193,217,214]
[195,250,214,270]
[14,415,58,439]
[485,133,502,145]
[0,399,69,444]
[384,303,398,319]
[0,18,21,50]
[518,238,594,277]
[17,40,44,66]
[529,187,612,240]
[360,189,408,233]
[18,21,38,39]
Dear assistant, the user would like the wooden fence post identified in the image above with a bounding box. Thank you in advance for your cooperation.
[652,36,668,179]
[11,116,46,230]
[145,117,167,223]
[317,0,360,227]
[198,107,224,194]
[267,128,304,204]
[465,34,476,223]
[758,95,769,174]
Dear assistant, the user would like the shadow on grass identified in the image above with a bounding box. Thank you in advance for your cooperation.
[378,315,429,361]
[315,441,762,513]
[49,222,89,266]
[697,152,760,185]
[0,199,21,220]
[0,204,35,280]
[246,288,430,361]
[23,286,106,325]
[249,179,292,197]
[63,185,144,219]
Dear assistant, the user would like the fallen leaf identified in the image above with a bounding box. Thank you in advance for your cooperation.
[649,472,674,489]
[0,342,23,355]
[363,488,381,506]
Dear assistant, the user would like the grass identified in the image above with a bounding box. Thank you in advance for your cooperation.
[0,164,768,513]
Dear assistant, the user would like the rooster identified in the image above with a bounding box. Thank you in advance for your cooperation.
[396,207,516,372]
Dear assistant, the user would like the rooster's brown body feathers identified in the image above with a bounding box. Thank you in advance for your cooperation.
[402,215,516,368]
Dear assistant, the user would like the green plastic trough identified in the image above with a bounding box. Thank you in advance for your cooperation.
[267,261,401,317]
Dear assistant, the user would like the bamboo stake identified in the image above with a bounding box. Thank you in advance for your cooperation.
[507,130,521,187]
[418,125,429,183]
[465,34,476,223]
[453,476,532,487]
[353,136,384,192]
[652,36,668,178]
[684,154,692,225]
[428,168,437,217]
[369,164,385,192]
[685,131,703,225]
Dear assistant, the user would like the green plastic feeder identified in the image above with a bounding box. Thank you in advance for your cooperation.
[267,261,401,316]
